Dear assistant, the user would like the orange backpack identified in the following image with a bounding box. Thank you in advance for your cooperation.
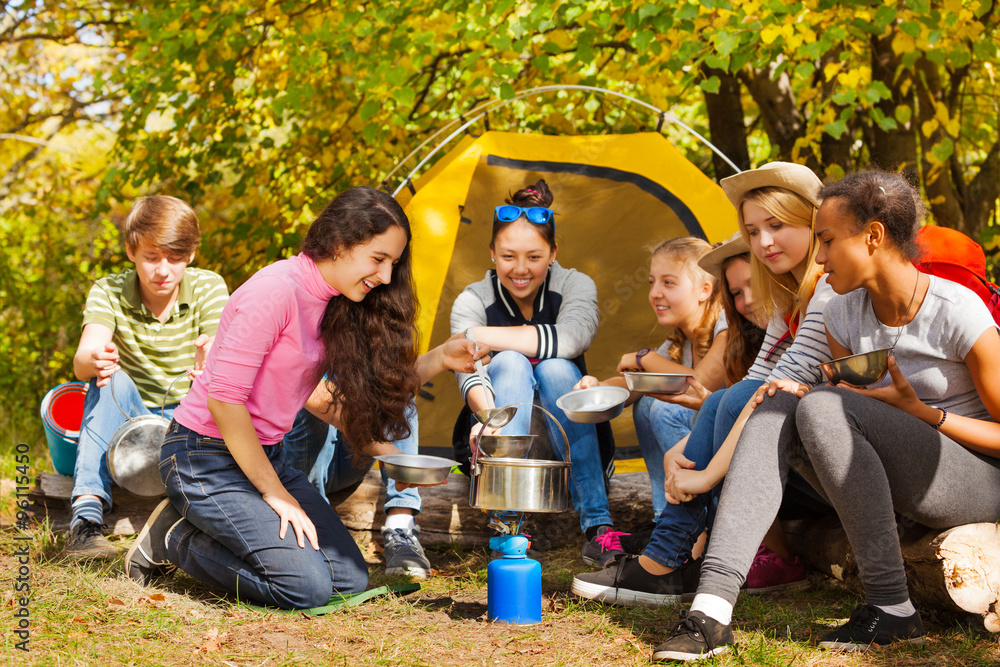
[915,225,1000,326]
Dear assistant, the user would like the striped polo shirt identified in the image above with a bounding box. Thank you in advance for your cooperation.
[82,268,229,408]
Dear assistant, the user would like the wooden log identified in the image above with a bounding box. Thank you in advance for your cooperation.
[785,515,1000,632]
[28,469,655,548]
[331,469,654,548]
[27,472,166,536]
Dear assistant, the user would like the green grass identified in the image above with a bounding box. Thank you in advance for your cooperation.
[0,403,47,481]
[3,520,998,667]
[2,398,997,665]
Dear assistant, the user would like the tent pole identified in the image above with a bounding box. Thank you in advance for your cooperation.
[385,85,743,197]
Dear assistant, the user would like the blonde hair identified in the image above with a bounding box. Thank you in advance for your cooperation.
[649,237,722,364]
[737,187,823,327]
[123,195,201,256]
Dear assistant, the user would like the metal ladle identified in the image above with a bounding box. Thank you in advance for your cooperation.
[473,405,517,428]
[464,328,516,428]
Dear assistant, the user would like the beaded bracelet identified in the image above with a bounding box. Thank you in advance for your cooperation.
[932,408,948,430]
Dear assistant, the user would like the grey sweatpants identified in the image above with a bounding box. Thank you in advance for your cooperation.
[698,386,1000,606]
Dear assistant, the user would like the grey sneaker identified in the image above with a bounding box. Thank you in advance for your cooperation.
[64,520,118,560]
[382,526,431,578]
[125,499,181,585]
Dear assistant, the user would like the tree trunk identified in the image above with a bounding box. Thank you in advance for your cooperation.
[740,62,814,169]
[868,34,918,173]
[813,50,851,171]
[332,470,654,548]
[701,66,751,179]
[27,470,655,549]
[914,57,969,235]
[965,139,1000,238]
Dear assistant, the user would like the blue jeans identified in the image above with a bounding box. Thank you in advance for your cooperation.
[633,396,696,517]
[160,421,368,609]
[73,372,177,509]
[282,404,421,513]
[643,379,762,568]
[487,350,612,533]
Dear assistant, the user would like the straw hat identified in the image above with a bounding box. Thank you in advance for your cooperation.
[699,232,751,277]
[720,162,823,209]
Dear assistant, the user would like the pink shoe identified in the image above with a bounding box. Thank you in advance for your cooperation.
[746,545,809,595]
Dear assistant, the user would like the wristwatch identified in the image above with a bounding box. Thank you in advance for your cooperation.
[634,348,653,371]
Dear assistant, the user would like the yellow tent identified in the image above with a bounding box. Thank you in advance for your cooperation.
[396,131,738,454]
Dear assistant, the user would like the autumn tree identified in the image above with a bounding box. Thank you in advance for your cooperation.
[4,1,999,447]
[1,1,129,440]
[693,0,999,243]
[108,1,999,262]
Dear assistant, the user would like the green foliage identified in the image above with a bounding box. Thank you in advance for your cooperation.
[1,3,128,451]
[102,0,997,237]
[0,214,121,450]
[0,130,123,447]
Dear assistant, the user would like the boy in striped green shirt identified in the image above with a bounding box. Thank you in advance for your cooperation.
[65,196,229,559]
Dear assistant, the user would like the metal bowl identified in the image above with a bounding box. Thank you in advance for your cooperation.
[479,434,535,458]
[374,454,459,484]
[819,348,890,387]
[622,372,693,394]
[555,386,630,424]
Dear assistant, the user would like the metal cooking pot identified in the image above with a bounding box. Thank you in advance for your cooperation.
[469,403,570,513]
[469,456,569,512]
[105,374,180,498]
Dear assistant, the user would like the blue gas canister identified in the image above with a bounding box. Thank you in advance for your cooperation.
[487,534,542,624]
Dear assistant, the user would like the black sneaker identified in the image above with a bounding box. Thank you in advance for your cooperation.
[618,521,655,555]
[651,610,734,662]
[818,604,925,651]
[64,520,118,560]
[679,557,702,603]
[572,554,685,607]
[581,526,628,567]
[125,499,181,585]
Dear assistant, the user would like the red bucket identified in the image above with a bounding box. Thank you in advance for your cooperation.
[41,382,89,475]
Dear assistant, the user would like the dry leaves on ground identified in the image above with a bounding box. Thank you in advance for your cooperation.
[199,627,228,653]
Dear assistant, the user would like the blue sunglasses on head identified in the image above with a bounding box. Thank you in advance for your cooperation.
[493,205,555,227]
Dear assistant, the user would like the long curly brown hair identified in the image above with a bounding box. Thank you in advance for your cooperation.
[302,186,420,465]
[719,254,766,385]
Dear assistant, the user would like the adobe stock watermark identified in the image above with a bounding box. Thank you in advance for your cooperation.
[13,443,32,652]
[597,261,650,326]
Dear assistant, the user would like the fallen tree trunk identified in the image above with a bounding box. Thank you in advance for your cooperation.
[27,472,163,536]
[28,470,655,549]
[785,515,1000,632]
[299,469,654,548]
